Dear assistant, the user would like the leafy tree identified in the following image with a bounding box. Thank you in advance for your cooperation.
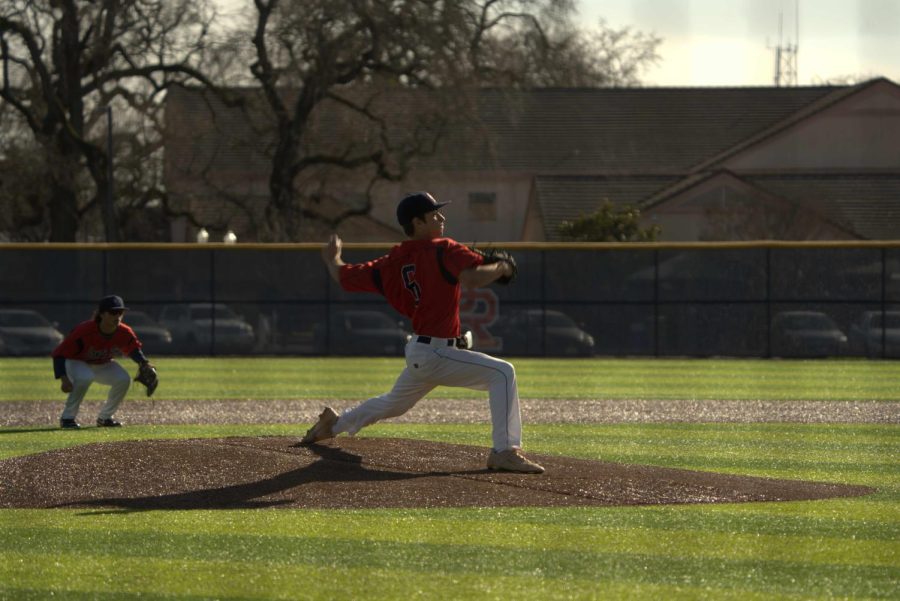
[0,0,221,241]
[558,200,661,242]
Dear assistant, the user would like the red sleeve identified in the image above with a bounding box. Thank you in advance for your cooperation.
[51,322,89,359]
[339,255,390,294]
[441,240,483,277]
[52,334,76,359]
[116,324,142,356]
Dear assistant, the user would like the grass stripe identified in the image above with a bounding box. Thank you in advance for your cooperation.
[0,541,895,599]
[4,501,898,540]
[4,357,900,401]
[0,584,809,601]
[5,523,895,567]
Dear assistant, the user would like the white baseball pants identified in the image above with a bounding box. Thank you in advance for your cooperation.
[61,359,132,421]
[333,336,523,451]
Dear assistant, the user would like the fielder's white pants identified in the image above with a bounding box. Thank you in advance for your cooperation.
[333,336,523,451]
[61,359,131,421]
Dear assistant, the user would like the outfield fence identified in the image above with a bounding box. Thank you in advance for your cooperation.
[1,241,899,359]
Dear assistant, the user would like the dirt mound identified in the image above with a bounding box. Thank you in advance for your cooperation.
[0,437,874,510]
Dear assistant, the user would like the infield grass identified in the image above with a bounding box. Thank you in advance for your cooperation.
[0,357,898,600]
[2,356,900,401]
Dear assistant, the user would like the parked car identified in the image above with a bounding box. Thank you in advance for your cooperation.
[0,309,65,356]
[314,310,411,355]
[158,303,255,353]
[771,311,848,357]
[848,310,900,358]
[124,310,173,352]
[491,309,595,356]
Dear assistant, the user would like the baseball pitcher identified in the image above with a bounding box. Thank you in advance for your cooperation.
[303,191,543,473]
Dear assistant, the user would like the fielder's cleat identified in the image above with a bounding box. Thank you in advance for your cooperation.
[301,407,339,444]
[59,418,81,430]
[96,418,122,428]
[487,449,545,474]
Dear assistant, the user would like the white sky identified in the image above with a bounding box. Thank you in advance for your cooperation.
[212,0,899,87]
[577,0,900,86]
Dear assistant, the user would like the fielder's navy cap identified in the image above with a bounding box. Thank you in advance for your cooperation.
[396,192,450,226]
[98,295,127,312]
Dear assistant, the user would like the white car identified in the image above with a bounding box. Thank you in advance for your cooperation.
[159,303,255,354]
[0,309,65,356]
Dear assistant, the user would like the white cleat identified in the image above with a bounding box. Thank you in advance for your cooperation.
[301,407,339,444]
[487,449,545,474]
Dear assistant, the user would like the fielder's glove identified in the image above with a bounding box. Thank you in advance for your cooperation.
[135,362,159,397]
[473,247,518,285]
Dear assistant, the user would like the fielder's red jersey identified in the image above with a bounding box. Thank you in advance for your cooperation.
[52,320,142,364]
[339,238,483,338]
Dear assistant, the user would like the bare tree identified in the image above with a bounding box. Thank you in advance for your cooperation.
[467,9,660,87]
[0,0,221,241]
[0,109,49,241]
[234,0,661,241]
[810,74,882,86]
[236,0,461,240]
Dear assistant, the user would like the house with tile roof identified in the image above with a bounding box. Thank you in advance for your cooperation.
[163,78,900,242]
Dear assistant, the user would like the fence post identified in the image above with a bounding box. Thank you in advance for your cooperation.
[653,249,659,357]
[881,247,887,359]
[765,247,772,358]
[209,249,216,356]
[540,248,546,357]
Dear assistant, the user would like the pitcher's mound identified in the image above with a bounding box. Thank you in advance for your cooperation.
[0,436,874,510]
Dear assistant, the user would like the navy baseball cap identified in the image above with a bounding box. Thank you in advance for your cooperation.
[396,192,450,226]
[98,295,127,312]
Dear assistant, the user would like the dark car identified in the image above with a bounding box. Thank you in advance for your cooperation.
[159,303,255,353]
[491,309,595,357]
[848,310,900,358]
[314,310,411,356]
[124,310,173,353]
[771,311,848,357]
[0,309,65,356]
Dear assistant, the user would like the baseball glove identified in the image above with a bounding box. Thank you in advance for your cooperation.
[474,247,518,285]
[135,363,159,397]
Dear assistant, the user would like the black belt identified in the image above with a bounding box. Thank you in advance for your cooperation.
[416,336,454,346]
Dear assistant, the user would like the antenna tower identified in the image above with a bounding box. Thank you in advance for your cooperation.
[773,1,799,86]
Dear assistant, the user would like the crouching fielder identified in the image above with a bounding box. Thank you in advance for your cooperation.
[302,191,543,474]
[51,295,154,429]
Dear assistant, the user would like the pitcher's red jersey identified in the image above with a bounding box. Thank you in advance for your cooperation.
[339,238,483,338]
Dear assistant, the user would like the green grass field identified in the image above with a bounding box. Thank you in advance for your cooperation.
[3,356,900,402]
[0,357,898,600]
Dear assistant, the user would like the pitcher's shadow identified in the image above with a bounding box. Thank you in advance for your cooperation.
[67,441,485,514]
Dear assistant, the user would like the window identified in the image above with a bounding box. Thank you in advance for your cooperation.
[468,192,497,222]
